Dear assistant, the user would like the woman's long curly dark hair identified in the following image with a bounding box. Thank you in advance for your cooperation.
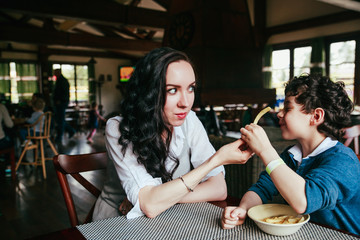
[285,74,354,140]
[118,47,192,182]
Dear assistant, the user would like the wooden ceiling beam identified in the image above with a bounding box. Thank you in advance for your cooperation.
[58,20,81,31]
[40,47,141,60]
[267,10,360,37]
[0,0,168,30]
[153,0,170,11]
[0,24,161,51]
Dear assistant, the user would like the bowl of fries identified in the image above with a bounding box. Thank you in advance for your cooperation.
[247,204,310,236]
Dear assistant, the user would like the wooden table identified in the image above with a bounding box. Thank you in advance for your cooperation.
[27,196,359,240]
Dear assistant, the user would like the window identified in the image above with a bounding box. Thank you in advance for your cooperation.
[329,40,356,101]
[0,62,39,104]
[52,64,89,106]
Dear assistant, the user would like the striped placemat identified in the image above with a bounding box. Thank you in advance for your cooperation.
[77,202,359,240]
[215,221,359,240]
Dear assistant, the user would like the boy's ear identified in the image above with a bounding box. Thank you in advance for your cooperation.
[311,108,325,125]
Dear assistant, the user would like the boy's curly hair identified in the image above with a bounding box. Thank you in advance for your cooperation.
[285,74,354,140]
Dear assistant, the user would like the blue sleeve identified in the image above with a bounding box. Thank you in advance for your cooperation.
[304,151,360,214]
[248,170,279,203]
[26,112,40,124]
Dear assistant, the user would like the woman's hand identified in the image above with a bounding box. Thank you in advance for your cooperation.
[213,138,254,166]
[240,124,276,160]
[119,197,133,215]
[221,206,247,229]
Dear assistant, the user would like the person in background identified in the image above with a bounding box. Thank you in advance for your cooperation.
[0,103,14,150]
[31,93,49,111]
[221,74,360,235]
[86,102,106,143]
[0,103,14,178]
[93,47,253,221]
[19,98,45,146]
[52,69,76,143]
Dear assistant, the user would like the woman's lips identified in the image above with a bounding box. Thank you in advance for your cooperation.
[176,112,187,119]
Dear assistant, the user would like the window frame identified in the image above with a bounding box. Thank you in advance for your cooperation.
[50,61,90,107]
[270,31,360,105]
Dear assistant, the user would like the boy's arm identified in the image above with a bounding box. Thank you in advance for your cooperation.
[241,124,307,214]
[25,112,38,124]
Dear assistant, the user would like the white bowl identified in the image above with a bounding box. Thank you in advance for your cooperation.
[247,204,310,236]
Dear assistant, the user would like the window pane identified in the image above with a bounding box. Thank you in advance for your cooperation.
[76,65,89,104]
[271,49,290,102]
[330,40,355,101]
[294,46,311,77]
[10,62,18,103]
[61,65,76,103]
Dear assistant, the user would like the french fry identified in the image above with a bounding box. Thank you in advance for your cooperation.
[253,106,272,125]
[239,106,272,151]
[262,215,305,224]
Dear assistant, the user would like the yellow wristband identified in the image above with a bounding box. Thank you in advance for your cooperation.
[266,158,285,175]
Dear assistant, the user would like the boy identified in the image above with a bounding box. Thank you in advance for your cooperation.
[221,74,360,235]
[19,98,45,146]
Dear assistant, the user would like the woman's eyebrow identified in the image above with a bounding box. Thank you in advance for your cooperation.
[166,81,196,88]
[166,84,180,88]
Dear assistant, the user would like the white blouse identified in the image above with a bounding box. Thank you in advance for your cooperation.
[105,110,225,218]
[0,104,13,140]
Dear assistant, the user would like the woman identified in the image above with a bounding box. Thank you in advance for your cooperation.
[0,103,14,150]
[93,47,253,220]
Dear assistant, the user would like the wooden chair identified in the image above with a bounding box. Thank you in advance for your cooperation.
[343,125,360,154]
[0,146,15,180]
[15,111,58,179]
[53,152,108,227]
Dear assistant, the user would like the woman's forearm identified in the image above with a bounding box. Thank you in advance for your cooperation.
[139,156,220,218]
[179,173,227,203]
[139,139,252,218]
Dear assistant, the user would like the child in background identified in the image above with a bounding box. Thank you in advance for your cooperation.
[221,74,360,235]
[19,98,45,147]
[87,102,106,143]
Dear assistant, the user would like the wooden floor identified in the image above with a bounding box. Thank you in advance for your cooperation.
[0,130,107,240]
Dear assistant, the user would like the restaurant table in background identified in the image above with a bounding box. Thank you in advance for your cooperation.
[28,196,360,240]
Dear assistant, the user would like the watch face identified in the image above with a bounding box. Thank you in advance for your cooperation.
[169,12,195,50]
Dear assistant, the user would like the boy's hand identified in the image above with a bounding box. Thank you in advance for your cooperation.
[221,206,247,229]
[240,124,275,158]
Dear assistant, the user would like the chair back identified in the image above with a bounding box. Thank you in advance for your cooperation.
[27,111,52,139]
[343,125,360,154]
[53,152,108,227]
